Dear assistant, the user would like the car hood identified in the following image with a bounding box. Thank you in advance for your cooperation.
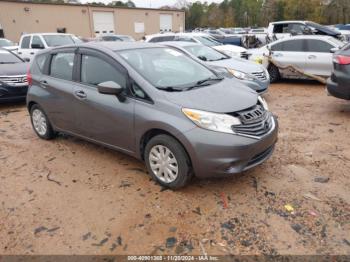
[3,46,19,51]
[206,58,265,74]
[163,78,258,113]
[0,62,28,76]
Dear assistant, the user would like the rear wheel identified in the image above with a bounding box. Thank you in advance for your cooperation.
[144,135,192,189]
[268,64,280,83]
[30,104,55,140]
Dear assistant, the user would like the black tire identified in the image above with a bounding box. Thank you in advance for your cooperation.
[30,104,55,140]
[144,134,192,189]
[268,64,280,83]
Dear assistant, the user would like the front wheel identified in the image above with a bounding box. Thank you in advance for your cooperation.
[30,104,55,140]
[268,64,281,83]
[144,134,192,189]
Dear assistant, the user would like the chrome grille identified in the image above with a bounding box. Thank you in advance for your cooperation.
[251,71,267,81]
[231,105,273,137]
[0,75,28,87]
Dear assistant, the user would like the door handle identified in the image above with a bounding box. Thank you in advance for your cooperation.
[30,52,35,55]
[308,55,317,59]
[274,53,283,57]
[18,52,22,55]
[74,90,87,99]
[40,80,49,88]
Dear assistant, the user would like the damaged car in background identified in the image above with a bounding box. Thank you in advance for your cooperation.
[249,35,346,82]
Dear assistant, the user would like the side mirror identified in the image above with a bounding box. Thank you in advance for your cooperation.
[97,81,124,96]
[330,47,338,53]
[31,43,44,49]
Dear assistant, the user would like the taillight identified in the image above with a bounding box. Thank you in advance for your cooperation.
[333,55,350,65]
[26,69,32,86]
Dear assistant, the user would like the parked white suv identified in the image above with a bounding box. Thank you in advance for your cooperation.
[249,35,346,82]
[18,33,76,61]
[143,32,249,59]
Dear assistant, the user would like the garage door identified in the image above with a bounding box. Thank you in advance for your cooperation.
[93,12,115,36]
[160,14,172,32]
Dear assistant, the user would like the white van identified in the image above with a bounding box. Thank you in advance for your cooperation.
[17,33,79,61]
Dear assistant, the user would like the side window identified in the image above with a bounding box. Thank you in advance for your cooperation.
[20,36,31,49]
[31,36,44,48]
[176,37,195,42]
[273,24,288,34]
[282,40,305,52]
[50,53,74,81]
[81,55,126,88]
[131,82,150,101]
[271,42,284,51]
[289,24,306,34]
[306,40,333,53]
[35,54,48,73]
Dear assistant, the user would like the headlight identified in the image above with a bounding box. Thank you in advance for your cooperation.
[258,96,269,110]
[182,108,241,134]
[227,69,255,81]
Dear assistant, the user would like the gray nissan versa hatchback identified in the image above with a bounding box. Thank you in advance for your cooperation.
[27,42,278,189]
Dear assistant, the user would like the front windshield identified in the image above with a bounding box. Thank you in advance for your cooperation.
[119,47,217,90]
[306,22,339,34]
[184,45,228,61]
[0,49,22,64]
[194,36,221,46]
[0,39,14,47]
[43,35,75,47]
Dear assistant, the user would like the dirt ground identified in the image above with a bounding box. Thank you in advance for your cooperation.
[0,81,349,256]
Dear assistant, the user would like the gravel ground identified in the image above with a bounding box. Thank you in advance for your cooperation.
[0,81,349,255]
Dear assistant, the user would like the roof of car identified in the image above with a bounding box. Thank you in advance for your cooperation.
[84,41,161,51]
[271,21,308,25]
[161,41,200,48]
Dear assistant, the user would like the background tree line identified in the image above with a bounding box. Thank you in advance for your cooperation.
[179,0,350,30]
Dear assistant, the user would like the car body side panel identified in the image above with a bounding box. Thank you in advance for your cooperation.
[72,82,136,153]
[305,52,333,77]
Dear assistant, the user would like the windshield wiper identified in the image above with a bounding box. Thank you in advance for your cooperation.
[196,77,223,85]
[184,77,224,91]
[156,86,184,92]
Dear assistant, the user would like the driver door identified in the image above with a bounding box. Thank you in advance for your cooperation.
[73,48,135,153]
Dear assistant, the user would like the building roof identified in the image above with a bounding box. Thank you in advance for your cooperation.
[0,0,185,13]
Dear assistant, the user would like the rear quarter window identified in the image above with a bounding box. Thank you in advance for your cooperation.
[32,54,48,74]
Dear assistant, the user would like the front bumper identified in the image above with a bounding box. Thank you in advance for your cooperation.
[0,85,28,102]
[326,77,350,100]
[179,116,278,178]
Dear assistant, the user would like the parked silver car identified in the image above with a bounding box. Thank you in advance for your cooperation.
[250,35,346,82]
[27,42,278,189]
[163,41,270,93]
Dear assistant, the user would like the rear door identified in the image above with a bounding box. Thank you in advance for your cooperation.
[40,48,77,131]
[18,35,32,60]
[271,39,307,75]
[73,48,135,153]
[304,39,334,77]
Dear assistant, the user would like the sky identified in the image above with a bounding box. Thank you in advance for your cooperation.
[80,0,223,8]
